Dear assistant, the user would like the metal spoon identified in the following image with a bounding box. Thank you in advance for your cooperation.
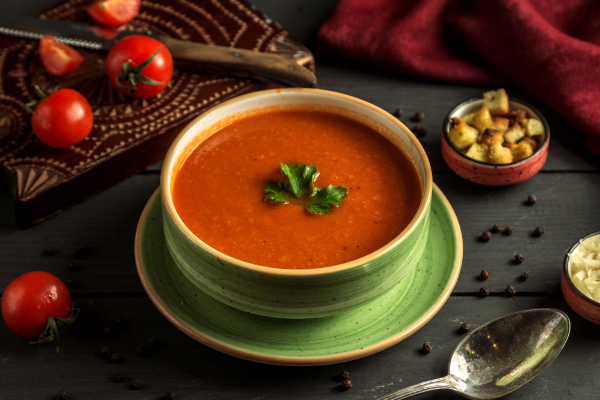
[377,309,570,400]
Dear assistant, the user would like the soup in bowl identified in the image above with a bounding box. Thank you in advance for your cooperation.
[161,89,432,319]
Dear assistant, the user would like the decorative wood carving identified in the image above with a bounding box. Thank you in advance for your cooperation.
[0,0,314,227]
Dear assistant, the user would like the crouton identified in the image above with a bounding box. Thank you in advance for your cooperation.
[504,124,525,144]
[448,119,479,150]
[522,118,545,137]
[463,107,493,134]
[508,109,527,126]
[492,117,510,132]
[450,117,463,127]
[483,88,510,116]
[465,143,489,162]
[488,143,513,164]
[511,141,534,162]
[522,136,538,151]
[480,129,504,147]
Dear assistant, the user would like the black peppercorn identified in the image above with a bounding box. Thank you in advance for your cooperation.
[72,244,93,259]
[479,270,490,280]
[492,223,502,233]
[56,389,68,399]
[520,272,529,280]
[515,254,525,264]
[412,124,428,137]
[115,318,127,329]
[100,346,112,357]
[393,108,402,118]
[505,286,516,297]
[103,326,117,339]
[480,287,490,297]
[481,231,492,242]
[68,278,82,289]
[504,226,514,235]
[165,390,176,400]
[67,262,81,272]
[137,346,147,356]
[148,337,163,349]
[534,227,545,237]
[114,371,128,382]
[413,111,425,121]
[340,371,350,381]
[527,195,537,205]
[340,379,353,390]
[422,342,433,354]
[132,379,143,390]
[459,323,471,333]
[110,353,121,363]
[42,246,57,257]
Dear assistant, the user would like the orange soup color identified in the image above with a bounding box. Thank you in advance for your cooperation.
[172,110,422,269]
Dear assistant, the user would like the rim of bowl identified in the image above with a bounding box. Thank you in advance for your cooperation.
[161,88,433,277]
[442,97,550,167]
[563,231,600,307]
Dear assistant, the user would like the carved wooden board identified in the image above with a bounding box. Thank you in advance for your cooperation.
[0,0,314,227]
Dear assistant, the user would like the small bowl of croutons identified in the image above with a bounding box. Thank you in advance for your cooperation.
[441,89,549,186]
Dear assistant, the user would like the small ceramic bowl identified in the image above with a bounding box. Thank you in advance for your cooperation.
[161,88,433,319]
[441,98,550,186]
[562,231,600,325]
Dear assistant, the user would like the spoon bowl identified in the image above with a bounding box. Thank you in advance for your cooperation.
[378,309,570,400]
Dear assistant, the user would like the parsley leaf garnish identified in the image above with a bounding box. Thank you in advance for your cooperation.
[281,163,319,198]
[264,163,348,215]
[305,185,348,214]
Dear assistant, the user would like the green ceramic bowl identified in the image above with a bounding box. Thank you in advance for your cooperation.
[161,89,433,319]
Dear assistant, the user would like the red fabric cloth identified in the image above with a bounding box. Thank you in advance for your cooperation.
[318,0,600,154]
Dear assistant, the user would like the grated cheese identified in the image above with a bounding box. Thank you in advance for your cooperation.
[568,234,600,302]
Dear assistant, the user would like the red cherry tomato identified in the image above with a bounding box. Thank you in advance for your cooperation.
[87,0,141,27]
[39,36,84,76]
[106,35,173,98]
[2,272,71,339]
[31,89,94,148]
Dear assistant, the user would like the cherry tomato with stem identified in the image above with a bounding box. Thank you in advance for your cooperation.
[87,0,141,27]
[28,86,94,149]
[1,271,79,352]
[39,36,84,76]
[106,35,173,98]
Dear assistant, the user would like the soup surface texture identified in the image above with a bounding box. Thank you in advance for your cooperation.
[172,109,422,269]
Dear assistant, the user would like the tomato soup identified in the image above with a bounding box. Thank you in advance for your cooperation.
[172,110,422,269]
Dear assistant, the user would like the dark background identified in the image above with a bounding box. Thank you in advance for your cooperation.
[1,0,600,399]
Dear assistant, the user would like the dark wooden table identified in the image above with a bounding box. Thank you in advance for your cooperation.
[2,1,600,399]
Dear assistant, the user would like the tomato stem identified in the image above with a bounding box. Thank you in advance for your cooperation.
[29,303,80,353]
[115,45,165,95]
[25,85,55,115]
[34,85,47,99]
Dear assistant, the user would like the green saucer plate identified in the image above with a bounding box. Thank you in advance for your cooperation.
[135,183,462,366]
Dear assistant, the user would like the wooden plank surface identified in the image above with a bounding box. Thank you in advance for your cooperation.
[1,0,600,399]
[0,296,597,400]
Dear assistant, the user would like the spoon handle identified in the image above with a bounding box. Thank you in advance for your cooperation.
[375,375,460,400]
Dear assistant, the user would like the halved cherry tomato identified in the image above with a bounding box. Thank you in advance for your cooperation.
[39,36,84,76]
[87,0,141,27]
[2,271,71,339]
[106,35,173,98]
[30,88,94,148]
